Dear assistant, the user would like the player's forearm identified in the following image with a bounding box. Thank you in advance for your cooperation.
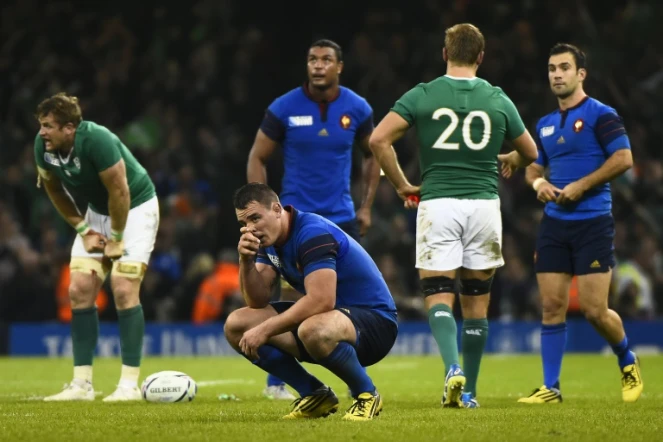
[107,186,130,235]
[359,155,380,209]
[525,164,546,188]
[43,183,84,228]
[246,154,267,183]
[261,293,333,337]
[510,151,536,168]
[577,149,633,190]
[239,258,272,308]
[370,140,411,191]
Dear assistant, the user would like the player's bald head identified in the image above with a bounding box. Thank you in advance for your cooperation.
[444,23,485,67]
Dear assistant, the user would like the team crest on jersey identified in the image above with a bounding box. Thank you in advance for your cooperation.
[573,119,584,133]
[267,254,282,269]
[340,114,351,129]
[288,116,313,127]
[44,152,61,166]
[540,126,555,137]
[73,157,81,169]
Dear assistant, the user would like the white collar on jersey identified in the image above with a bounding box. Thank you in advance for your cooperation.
[57,146,75,164]
[444,74,478,80]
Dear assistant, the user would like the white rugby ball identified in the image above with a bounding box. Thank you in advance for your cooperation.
[141,371,197,403]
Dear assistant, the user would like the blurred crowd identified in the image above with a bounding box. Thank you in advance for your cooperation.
[2,0,663,323]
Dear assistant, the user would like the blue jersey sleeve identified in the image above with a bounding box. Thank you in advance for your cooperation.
[595,112,630,155]
[533,127,549,167]
[297,232,339,276]
[259,109,286,143]
[355,98,374,140]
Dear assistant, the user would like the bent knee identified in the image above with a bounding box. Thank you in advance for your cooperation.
[541,296,567,315]
[68,276,98,308]
[580,304,606,323]
[223,308,258,340]
[297,319,333,347]
[111,278,140,309]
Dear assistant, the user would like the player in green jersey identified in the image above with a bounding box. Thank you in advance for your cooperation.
[34,93,159,402]
[369,24,538,408]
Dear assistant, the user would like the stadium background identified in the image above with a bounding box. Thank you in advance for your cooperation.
[1,0,663,356]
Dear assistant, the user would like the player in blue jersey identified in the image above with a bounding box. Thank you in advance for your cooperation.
[246,39,381,399]
[225,183,397,421]
[501,43,642,403]
[247,39,380,239]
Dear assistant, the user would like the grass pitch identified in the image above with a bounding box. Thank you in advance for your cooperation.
[1,355,661,441]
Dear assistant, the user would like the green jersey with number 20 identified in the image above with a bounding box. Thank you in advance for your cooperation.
[391,75,526,200]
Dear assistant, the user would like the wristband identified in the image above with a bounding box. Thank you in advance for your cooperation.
[532,178,548,192]
[75,221,91,236]
[110,229,124,242]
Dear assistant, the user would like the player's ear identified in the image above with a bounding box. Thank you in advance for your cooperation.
[442,47,448,63]
[273,202,282,217]
[578,68,587,81]
[63,122,76,135]
[476,51,484,66]
[337,60,343,75]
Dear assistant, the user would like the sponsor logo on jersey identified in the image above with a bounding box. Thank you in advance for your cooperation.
[540,126,555,137]
[268,254,282,269]
[340,115,351,129]
[557,136,565,144]
[73,157,81,169]
[288,116,313,127]
[318,128,329,137]
[573,119,584,133]
[44,153,61,166]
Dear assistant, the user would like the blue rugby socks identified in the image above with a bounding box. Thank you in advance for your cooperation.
[317,342,375,397]
[541,323,567,389]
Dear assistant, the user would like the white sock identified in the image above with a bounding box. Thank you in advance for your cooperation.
[73,365,92,385]
[119,365,140,389]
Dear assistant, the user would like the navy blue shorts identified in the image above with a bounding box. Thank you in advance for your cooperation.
[270,302,398,367]
[337,219,361,242]
[535,213,615,275]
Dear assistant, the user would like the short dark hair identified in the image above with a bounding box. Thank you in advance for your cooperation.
[310,39,343,62]
[233,183,279,210]
[35,92,83,127]
[549,43,587,70]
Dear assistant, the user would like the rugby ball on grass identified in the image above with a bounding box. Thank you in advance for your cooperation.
[141,371,197,403]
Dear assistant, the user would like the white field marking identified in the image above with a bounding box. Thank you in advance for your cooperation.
[196,379,255,387]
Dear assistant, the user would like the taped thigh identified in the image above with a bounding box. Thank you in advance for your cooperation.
[112,261,147,280]
[70,257,110,281]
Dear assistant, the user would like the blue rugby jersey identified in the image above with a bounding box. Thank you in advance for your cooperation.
[260,84,373,225]
[534,96,631,220]
[256,206,397,322]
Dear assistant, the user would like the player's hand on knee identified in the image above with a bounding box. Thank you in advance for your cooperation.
[238,227,261,259]
[83,230,107,253]
[536,182,562,203]
[104,239,124,260]
[555,181,587,205]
